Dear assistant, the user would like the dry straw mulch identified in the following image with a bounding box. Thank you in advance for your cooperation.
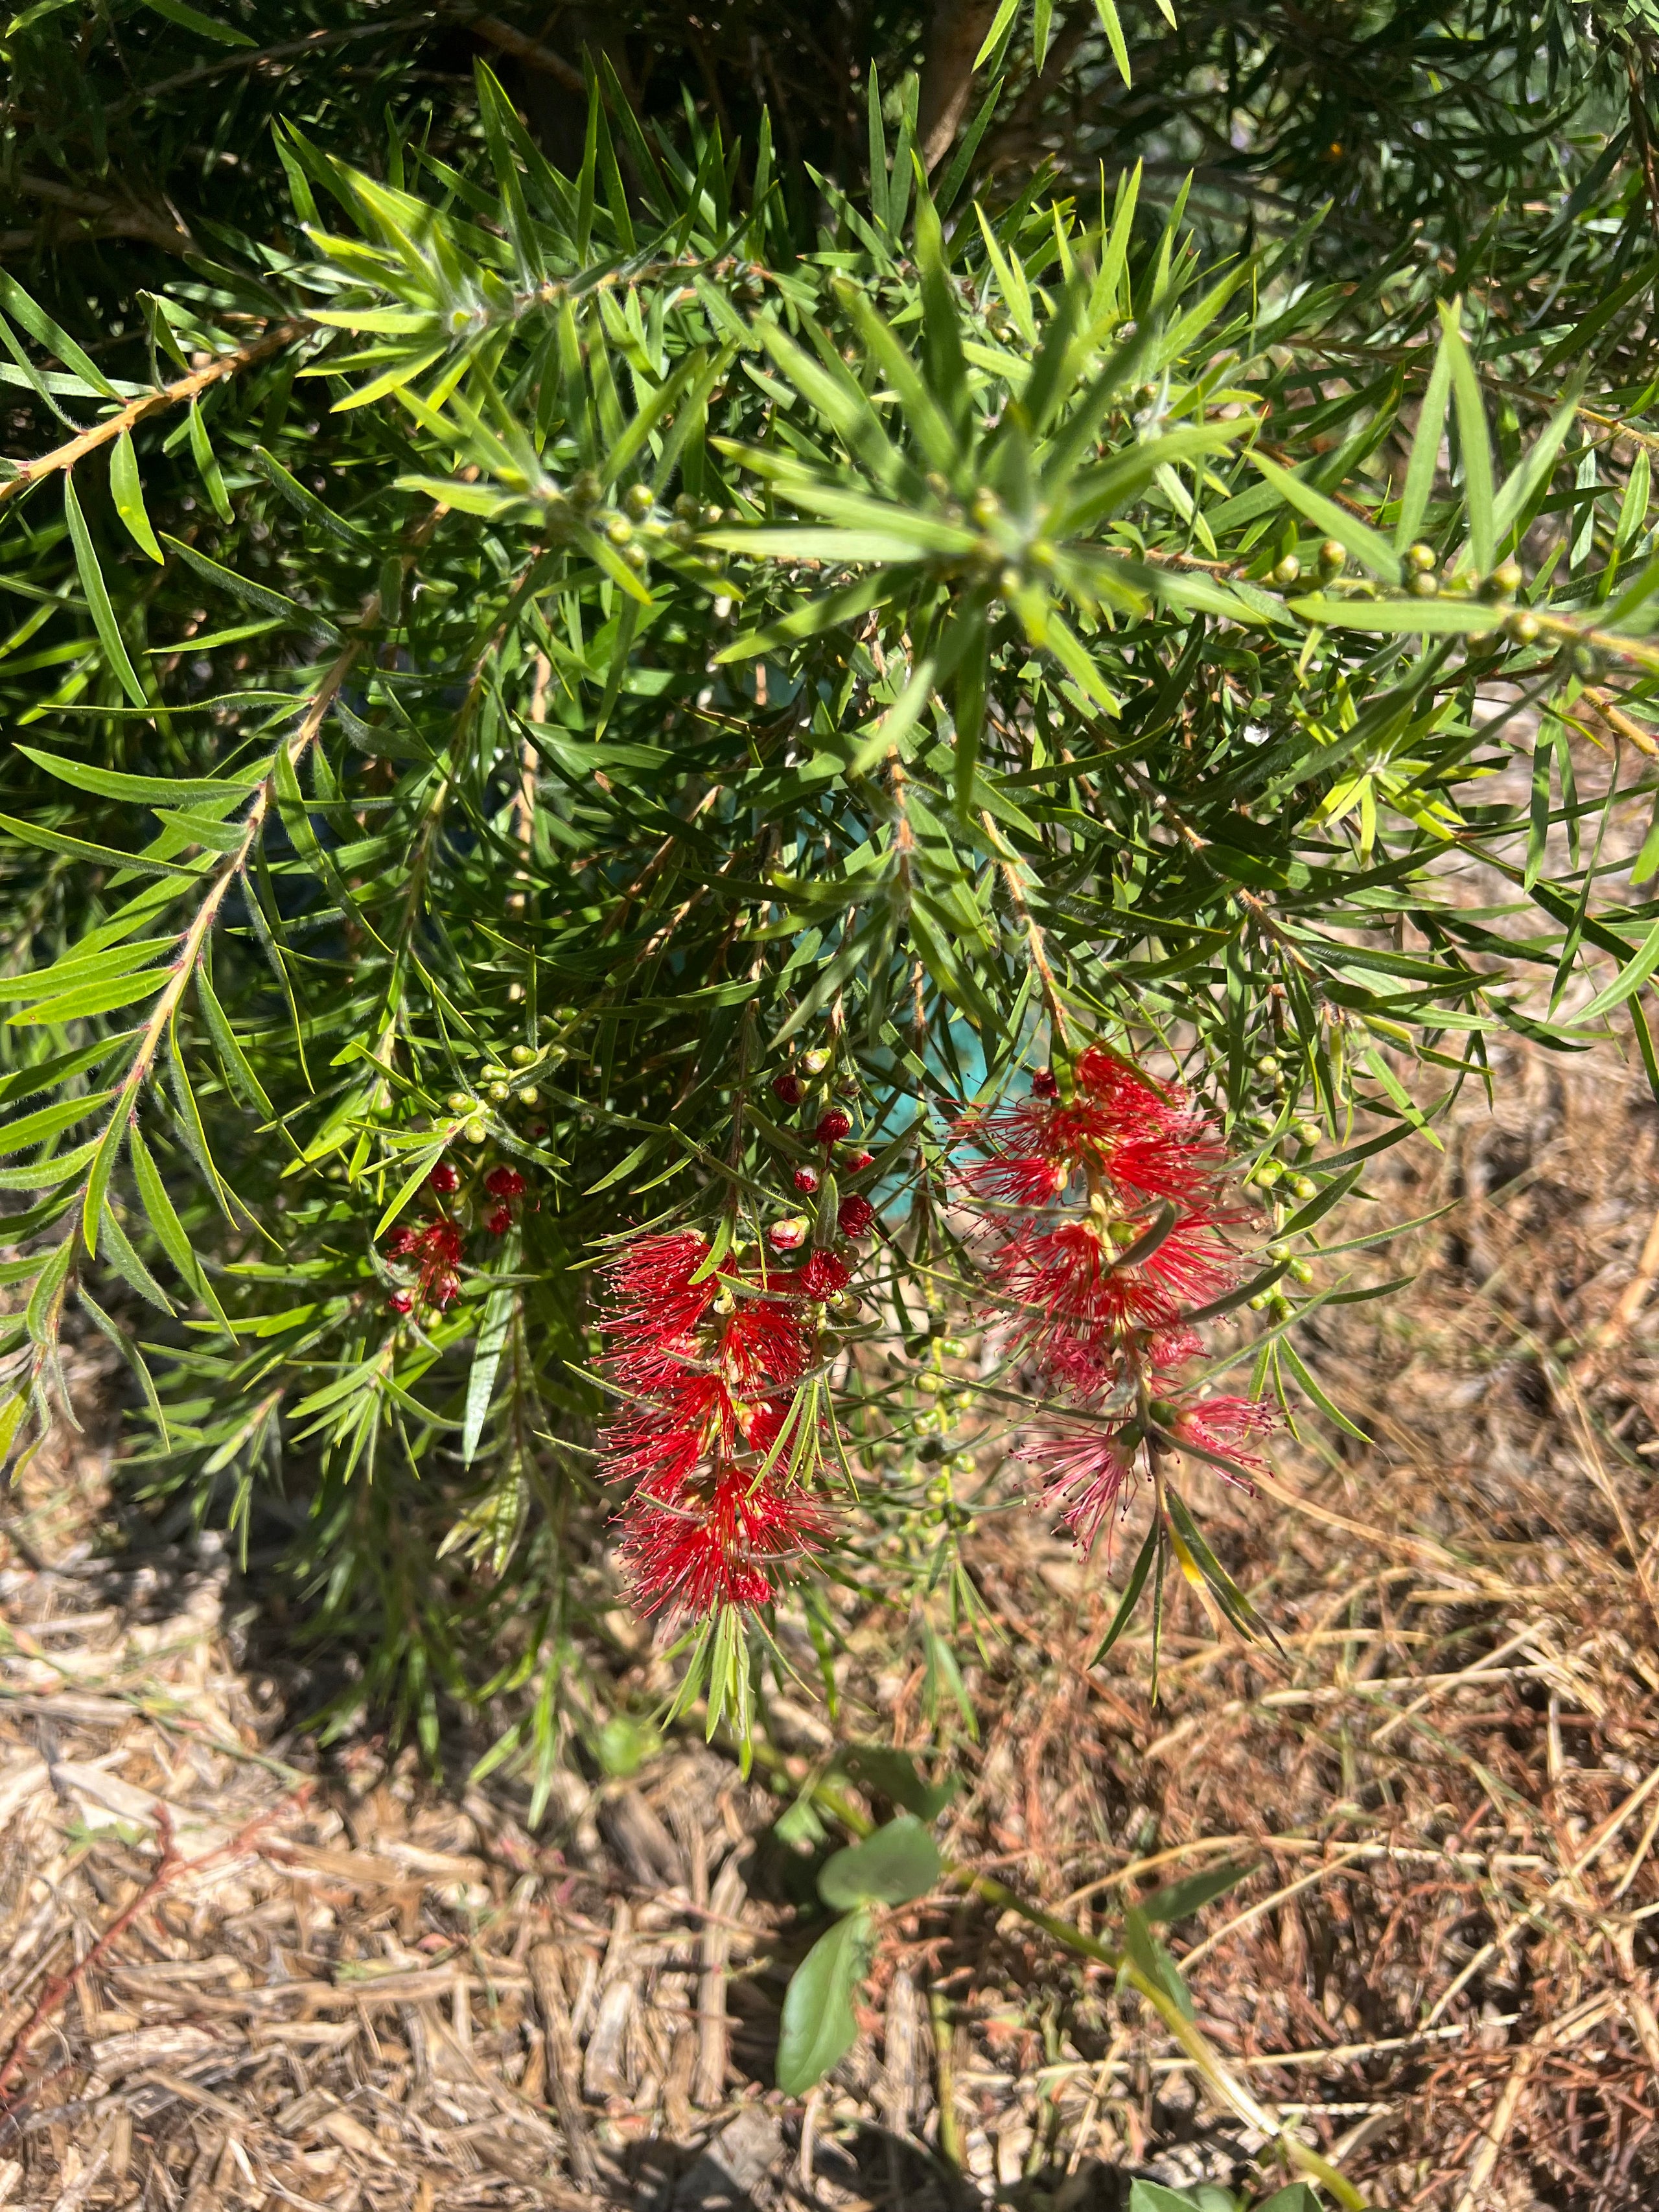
[6,1037,1659,2210]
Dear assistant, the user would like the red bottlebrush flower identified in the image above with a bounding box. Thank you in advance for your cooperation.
[796,1250,851,1300]
[619,1467,828,1618]
[1021,1421,1139,1548]
[840,1148,875,1174]
[954,1051,1225,1217]
[384,1226,420,1258]
[428,1160,460,1194]
[601,1231,718,1390]
[412,1219,465,1311]
[771,1072,806,1106]
[485,1205,513,1235]
[713,1300,811,1395]
[388,1289,414,1315]
[837,1193,876,1238]
[793,1165,820,1195]
[1030,1065,1059,1099]
[769,1215,808,1252]
[484,1164,526,1199]
[815,1108,852,1145]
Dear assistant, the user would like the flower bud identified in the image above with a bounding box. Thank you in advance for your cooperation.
[510,1044,534,1065]
[463,1117,487,1143]
[445,1092,473,1114]
[841,1149,874,1174]
[1271,554,1301,588]
[388,1290,414,1315]
[793,1165,820,1195]
[771,1072,806,1106]
[1406,541,1437,573]
[815,1109,853,1145]
[802,1047,831,1076]
[768,1215,809,1252]
[1505,610,1540,644]
[484,1165,526,1198]
[428,1161,459,1194]
[837,1193,876,1237]
[1031,1067,1059,1098]
[485,1205,512,1235]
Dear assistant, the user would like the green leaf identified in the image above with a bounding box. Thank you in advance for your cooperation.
[463,1268,516,1467]
[1137,1859,1254,1924]
[1438,299,1494,575]
[1562,913,1659,1027]
[0,270,119,397]
[1287,595,1501,636]
[135,0,255,43]
[160,535,340,638]
[186,398,235,524]
[17,747,268,808]
[0,809,205,879]
[0,1089,117,1157]
[110,433,163,563]
[64,474,148,709]
[1091,1518,1159,1665]
[818,1814,941,1911]
[1396,338,1452,552]
[835,1746,958,1821]
[775,1906,874,2097]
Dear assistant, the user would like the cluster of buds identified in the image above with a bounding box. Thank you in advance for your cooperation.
[952,1045,1275,1548]
[768,1051,878,1253]
[382,1158,530,1318]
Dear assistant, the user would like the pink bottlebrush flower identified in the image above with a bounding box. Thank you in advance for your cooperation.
[1150,1392,1277,1485]
[415,1219,464,1310]
[1021,1420,1139,1548]
[619,1467,829,1617]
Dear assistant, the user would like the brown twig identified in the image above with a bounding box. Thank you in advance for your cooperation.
[0,323,305,511]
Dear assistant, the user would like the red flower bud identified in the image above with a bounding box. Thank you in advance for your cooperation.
[384,1226,420,1258]
[1030,1067,1059,1099]
[793,1165,820,1195]
[483,1164,526,1199]
[430,1272,461,1310]
[486,1205,513,1235]
[771,1072,806,1106]
[837,1194,876,1237]
[428,1161,460,1194]
[388,1289,414,1315]
[768,1215,809,1252]
[841,1149,874,1174]
[815,1109,852,1145]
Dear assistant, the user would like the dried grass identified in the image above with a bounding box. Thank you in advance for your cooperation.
[5,1036,1659,2208]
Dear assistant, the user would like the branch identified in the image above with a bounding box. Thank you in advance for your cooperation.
[0,321,305,511]
[470,12,585,95]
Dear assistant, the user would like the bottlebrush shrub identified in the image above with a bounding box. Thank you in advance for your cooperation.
[4,66,1659,1770]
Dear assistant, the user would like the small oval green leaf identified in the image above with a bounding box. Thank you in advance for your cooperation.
[817,1814,941,1912]
[775,1905,873,2096]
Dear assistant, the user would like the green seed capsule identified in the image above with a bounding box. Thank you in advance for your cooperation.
[623,482,653,518]
[1505,610,1540,644]
[1255,1053,1279,1076]
[482,1065,508,1083]
[1294,1119,1321,1146]
[1408,570,1439,598]
[517,1087,540,1108]
[509,1045,534,1067]
[487,1083,511,1104]
[1290,1258,1315,1283]
[1248,1291,1271,1311]
[1489,558,1524,599]
[1406,541,1437,573]
[464,1117,487,1143]
[1289,1174,1317,1200]
[446,1092,473,1115]
[1318,538,1346,574]
[1272,553,1301,588]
